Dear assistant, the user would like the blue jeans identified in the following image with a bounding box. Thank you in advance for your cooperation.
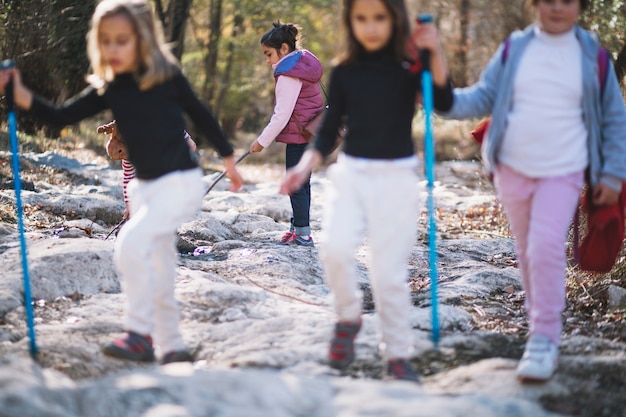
[285,143,311,236]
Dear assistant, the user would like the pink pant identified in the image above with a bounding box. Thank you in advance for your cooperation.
[494,165,584,345]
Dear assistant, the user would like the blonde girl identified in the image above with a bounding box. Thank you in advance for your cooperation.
[0,0,243,364]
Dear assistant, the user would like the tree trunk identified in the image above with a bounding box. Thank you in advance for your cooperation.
[453,0,470,87]
[202,0,223,104]
[153,0,193,61]
[215,13,243,133]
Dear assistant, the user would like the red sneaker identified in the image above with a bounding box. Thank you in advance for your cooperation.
[102,331,155,362]
[329,319,362,369]
[279,230,296,244]
[385,359,420,382]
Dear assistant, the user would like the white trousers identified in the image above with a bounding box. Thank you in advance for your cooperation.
[114,168,204,353]
[320,155,420,359]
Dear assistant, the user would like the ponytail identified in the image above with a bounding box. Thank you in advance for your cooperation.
[260,21,300,52]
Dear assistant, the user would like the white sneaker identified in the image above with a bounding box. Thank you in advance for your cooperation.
[516,334,559,382]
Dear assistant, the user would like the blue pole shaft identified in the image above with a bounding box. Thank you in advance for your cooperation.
[7,90,38,360]
[421,69,440,347]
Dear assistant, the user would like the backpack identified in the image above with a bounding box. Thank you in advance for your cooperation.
[470,37,625,273]
[291,81,346,152]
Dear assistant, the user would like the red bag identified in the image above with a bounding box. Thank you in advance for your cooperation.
[470,118,490,145]
[577,185,626,273]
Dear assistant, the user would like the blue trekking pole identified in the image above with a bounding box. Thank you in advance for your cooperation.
[417,14,440,348]
[1,59,38,360]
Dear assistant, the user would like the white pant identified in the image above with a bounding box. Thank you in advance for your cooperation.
[114,168,204,353]
[320,155,420,359]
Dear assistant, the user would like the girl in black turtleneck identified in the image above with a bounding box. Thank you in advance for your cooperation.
[280,0,452,382]
[0,0,243,365]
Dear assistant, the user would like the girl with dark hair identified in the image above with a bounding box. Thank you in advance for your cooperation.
[250,21,324,247]
[280,0,453,381]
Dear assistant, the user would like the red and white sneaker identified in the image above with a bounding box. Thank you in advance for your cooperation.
[279,230,296,244]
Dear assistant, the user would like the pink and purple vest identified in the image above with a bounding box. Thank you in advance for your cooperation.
[274,50,324,144]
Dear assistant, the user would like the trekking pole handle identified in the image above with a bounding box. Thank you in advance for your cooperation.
[0,59,15,111]
[416,14,433,71]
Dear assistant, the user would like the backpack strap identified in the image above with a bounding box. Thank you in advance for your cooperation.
[319,80,329,101]
[501,37,511,64]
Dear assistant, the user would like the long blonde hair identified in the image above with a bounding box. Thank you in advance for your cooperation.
[86,0,179,91]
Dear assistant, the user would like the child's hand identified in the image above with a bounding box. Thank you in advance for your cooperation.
[249,140,264,154]
[593,183,619,206]
[412,22,441,52]
[123,207,130,221]
[223,156,243,192]
[411,18,449,86]
[279,149,321,195]
[280,167,310,195]
[0,68,33,109]
[0,67,12,95]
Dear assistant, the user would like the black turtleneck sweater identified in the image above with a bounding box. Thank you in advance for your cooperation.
[313,48,453,159]
[30,72,233,179]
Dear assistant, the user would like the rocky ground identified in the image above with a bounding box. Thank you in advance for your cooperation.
[0,140,625,417]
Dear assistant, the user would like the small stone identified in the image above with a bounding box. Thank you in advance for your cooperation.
[608,285,626,308]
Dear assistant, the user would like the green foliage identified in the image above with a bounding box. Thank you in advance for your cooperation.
[1,0,624,144]
[0,0,96,136]
[581,0,626,57]
[184,0,341,138]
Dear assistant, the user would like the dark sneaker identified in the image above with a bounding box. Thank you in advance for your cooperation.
[385,359,420,382]
[293,235,314,247]
[161,350,194,365]
[329,319,362,369]
[279,230,296,244]
[103,331,155,362]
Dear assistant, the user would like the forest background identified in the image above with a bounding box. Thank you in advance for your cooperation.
[1,0,625,154]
